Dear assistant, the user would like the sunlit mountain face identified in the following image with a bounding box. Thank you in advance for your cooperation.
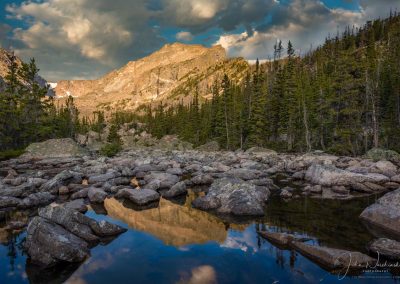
[1,0,399,82]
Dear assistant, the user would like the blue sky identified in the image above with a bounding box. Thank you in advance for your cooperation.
[0,0,399,81]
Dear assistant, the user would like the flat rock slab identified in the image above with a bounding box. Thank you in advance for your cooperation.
[292,241,376,271]
[116,188,160,206]
[305,164,389,187]
[369,238,400,260]
[360,189,400,238]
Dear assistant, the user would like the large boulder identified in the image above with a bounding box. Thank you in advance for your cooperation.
[38,205,126,242]
[368,238,400,260]
[25,204,126,267]
[25,216,89,267]
[360,189,400,238]
[292,242,376,270]
[22,138,89,159]
[192,178,270,216]
[197,141,220,152]
[305,164,389,187]
[366,148,400,165]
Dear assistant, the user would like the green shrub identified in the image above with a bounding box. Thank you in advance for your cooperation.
[100,143,122,157]
[0,149,25,161]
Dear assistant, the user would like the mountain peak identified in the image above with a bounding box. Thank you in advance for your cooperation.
[54,43,247,116]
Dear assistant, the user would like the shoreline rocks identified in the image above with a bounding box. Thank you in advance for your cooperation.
[192,178,270,216]
[25,204,126,267]
[360,189,400,238]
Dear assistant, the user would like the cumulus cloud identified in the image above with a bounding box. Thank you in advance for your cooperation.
[4,0,161,81]
[1,0,399,81]
[216,0,398,60]
[176,31,193,41]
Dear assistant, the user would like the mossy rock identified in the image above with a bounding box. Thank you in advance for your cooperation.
[366,148,400,164]
[197,141,220,152]
[23,138,89,159]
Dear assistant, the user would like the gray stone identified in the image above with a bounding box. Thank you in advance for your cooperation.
[143,173,179,189]
[305,164,389,187]
[115,188,160,205]
[22,138,89,159]
[369,238,400,260]
[192,178,270,216]
[88,187,108,203]
[360,189,400,238]
[25,216,89,266]
[63,199,88,213]
[0,196,21,209]
[225,168,261,180]
[163,181,187,198]
[71,188,89,200]
[40,170,83,193]
[19,192,56,208]
[190,174,214,186]
[88,172,118,184]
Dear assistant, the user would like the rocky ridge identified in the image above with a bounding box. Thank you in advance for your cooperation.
[54,43,249,116]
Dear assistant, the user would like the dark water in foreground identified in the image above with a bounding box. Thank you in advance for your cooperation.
[0,190,399,284]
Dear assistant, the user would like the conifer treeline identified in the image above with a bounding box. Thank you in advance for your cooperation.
[0,53,79,154]
[144,14,400,155]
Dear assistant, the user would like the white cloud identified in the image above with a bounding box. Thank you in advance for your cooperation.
[2,0,399,81]
[176,31,194,41]
[4,0,157,81]
[214,0,397,60]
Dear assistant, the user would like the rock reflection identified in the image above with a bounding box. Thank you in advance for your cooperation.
[104,195,228,246]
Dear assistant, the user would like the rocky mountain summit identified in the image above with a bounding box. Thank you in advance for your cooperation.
[55,43,249,116]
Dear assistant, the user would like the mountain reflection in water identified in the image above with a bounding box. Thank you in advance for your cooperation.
[104,192,247,246]
[0,190,396,284]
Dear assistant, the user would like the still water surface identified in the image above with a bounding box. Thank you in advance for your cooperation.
[0,190,398,284]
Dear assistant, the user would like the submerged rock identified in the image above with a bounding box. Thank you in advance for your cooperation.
[360,189,400,238]
[258,231,306,246]
[192,178,270,216]
[292,241,376,270]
